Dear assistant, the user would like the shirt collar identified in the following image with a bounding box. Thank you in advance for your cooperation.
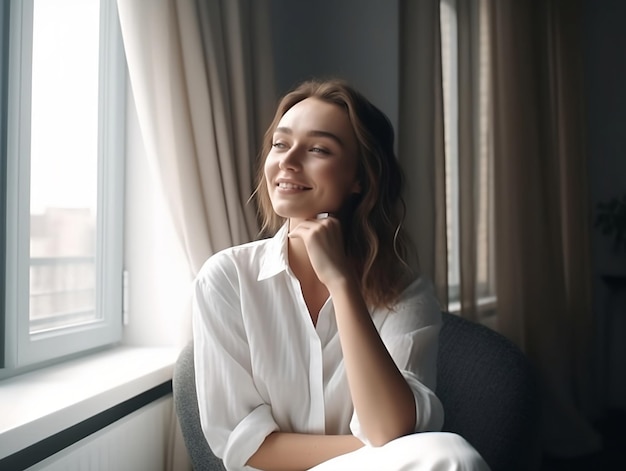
[257,223,290,281]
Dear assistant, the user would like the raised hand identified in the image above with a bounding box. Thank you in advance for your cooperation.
[287,214,354,288]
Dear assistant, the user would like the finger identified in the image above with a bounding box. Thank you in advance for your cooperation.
[287,222,312,239]
[316,212,340,221]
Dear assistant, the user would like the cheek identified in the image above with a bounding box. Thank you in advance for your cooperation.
[316,168,356,203]
[324,161,358,191]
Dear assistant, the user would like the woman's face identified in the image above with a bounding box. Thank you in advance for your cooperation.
[264,97,361,226]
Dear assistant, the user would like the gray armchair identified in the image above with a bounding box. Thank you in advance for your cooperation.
[173,312,542,471]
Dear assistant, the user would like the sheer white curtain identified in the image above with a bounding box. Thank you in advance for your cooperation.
[117,0,274,275]
[117,1,275,468]
[454,0,494,322]
[438,0,495,321]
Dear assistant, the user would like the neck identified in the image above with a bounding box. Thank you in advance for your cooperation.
[287,235,315,281]
[287,231,329,323]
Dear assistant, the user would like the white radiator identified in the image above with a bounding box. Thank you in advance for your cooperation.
[26,396,173,471]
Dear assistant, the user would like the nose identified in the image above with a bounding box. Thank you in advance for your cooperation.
[278,145,303,171]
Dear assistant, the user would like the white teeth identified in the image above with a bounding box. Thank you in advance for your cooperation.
[278,182,307,190]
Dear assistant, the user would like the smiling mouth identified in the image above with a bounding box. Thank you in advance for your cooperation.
[277,182,311,190]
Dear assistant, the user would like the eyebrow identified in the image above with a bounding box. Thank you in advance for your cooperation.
[274,126,345,148]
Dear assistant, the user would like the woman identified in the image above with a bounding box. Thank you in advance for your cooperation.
[192,79,489,470]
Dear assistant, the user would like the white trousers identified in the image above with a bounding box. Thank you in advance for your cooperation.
[308,432,491,471]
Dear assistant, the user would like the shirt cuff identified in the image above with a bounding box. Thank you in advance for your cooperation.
[403,371,444,432]
[222,404,279,469]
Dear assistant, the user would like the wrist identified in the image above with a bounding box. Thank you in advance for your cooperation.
[325,272,360,298]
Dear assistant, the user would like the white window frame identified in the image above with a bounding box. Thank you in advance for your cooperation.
[2,0,125,375]
[0,1,9,370]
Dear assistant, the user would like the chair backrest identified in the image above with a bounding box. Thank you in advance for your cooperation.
[173,341,226,471]
[173,312,541,471]
[437,312,541,471]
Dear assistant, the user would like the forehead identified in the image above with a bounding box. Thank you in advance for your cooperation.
[276,98,357,148]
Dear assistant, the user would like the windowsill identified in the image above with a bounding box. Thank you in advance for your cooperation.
[447,296,498,329]
[0,345,180,460]
[447,295,497,315]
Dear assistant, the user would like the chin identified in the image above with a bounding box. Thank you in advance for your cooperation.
[275,211,315,220]
[271,206,317,220]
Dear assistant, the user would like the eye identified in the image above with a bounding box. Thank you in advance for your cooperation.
[272,142,287,150]
[310,147,330,155]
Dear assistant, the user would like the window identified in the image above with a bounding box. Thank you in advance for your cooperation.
[440,0,496,316]
[2,0,125,375]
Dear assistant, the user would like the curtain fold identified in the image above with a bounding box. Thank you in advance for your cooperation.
[401,0,492,318]
[398,0,448,306]
[489,0,601,457]
[456,0,489,321]
[117,0,274,276]
[402,0,602,459]
[117,1,275,469]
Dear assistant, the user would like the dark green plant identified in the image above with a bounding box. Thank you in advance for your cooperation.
[595,194,626,252]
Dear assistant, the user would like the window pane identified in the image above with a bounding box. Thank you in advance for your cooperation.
[29,0,101,334]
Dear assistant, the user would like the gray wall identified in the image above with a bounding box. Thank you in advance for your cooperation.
[269,0,399,132]
[586,0,626,272]
[584,0,626,409]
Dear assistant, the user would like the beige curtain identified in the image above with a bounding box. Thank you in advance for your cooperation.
[489,0,601,457]
[117,0,274,275]
[398,0,448,306]
[400,0,492,318]
[117,1,275,469]
[455,0,494,322]
[402,0,602,459]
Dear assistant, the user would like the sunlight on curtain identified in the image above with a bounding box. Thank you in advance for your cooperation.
[117,1,275,468]
[440,0,496,321]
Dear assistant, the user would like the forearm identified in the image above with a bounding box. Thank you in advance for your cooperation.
[246,432,363,471]
[329,276,416,446]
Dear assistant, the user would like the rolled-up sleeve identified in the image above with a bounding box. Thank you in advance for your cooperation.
[350,279,444,443]
[192,255,278,470]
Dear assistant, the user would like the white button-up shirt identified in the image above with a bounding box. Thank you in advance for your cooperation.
[192,225,444,471]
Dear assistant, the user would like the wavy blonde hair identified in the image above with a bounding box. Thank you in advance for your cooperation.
[253,79,415,308]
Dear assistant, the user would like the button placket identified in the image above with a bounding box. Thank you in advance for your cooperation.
[285,271,326,433]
